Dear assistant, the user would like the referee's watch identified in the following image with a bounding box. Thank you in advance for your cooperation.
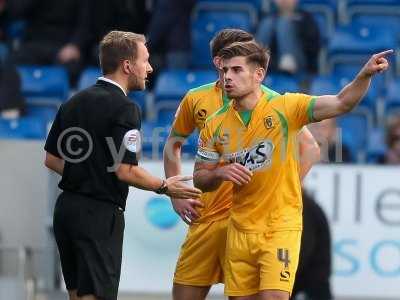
[155,179,168,194]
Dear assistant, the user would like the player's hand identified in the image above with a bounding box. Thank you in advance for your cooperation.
[165,175,202,199]
[170,197,204,225]
[216,163,253,186]
[359,49,393,78]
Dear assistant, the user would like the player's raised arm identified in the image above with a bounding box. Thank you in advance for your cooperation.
[312,50,393,121]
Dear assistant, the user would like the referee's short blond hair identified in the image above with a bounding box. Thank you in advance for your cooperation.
[99,31,146,75]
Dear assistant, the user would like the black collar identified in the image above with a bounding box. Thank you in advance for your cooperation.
[95,80,126,97]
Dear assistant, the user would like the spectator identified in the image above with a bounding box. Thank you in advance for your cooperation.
[146,0,196,69]
[8,0,91,86]
[309,118,352,163]
[382,114,400,164]
[256,0,321,75]
[291,189,333,300]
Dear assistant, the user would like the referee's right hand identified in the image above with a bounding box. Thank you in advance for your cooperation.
[165,175,202,199]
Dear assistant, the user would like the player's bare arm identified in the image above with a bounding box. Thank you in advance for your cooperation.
[193,161,252,192]
[313,50,392,121]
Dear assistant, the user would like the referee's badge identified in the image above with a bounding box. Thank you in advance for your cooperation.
[264,116,274,129]
[123,129,141,153]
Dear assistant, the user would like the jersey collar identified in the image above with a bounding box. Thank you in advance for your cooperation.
[98,77,127,96]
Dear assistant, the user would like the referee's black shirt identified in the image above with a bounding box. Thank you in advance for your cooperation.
[45,79,141,210]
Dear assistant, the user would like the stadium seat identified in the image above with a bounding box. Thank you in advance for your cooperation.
[18,66,69,104]
[328,19,397,58]
[140,121,170,158]
[156,106,178,126]
[0,116,48,139]
[366,127,387,163]
[385,80,400,115]
[328,18,397,76]
[128,91,148,117]
[78,67,101,91]
[336,111,373,162]
[344,0,400,23]
[26,105,58,125]
[263,73,300,94]
[191,10,253,68]
[154,70,216,102]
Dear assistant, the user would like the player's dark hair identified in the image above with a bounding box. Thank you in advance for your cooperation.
[210,29,254,58]
[218,40,270,70]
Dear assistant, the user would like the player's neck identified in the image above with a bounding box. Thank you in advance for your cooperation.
[234,87,262,112]
[104,73,129,95]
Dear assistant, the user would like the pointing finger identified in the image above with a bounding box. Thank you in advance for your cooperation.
[374,49,394,59]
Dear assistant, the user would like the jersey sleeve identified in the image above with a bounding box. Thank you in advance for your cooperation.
[284,93,317,130]
[196,121,220,163]
[111,103,142,165]
[44,104,63,158]
[171,92,196,138]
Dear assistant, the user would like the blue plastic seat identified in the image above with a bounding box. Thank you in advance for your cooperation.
[366,127,387,163]
[128,91,148,117]
[386,80,400,114]
[328,23,397,56]
[26,105,58,124]
[263,73,300,94]
[345,0,400,22]
[337,112,372,162]
[156,106,178,126]
[0,116,48,139]
[78,67,102,91]
[18,66,69,103]
[191,10,252,68]
[140,121,170,158]
[329,20,396,58]
[154,70,216,102]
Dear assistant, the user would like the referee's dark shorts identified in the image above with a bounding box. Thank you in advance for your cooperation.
[53,191,124,299]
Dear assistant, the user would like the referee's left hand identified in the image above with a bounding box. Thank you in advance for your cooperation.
[166,175,202,199]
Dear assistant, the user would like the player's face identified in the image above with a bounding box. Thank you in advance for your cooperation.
[222,56,263,99]
[127,42,153,91]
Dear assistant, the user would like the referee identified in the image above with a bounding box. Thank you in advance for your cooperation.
[44,31,202,300]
